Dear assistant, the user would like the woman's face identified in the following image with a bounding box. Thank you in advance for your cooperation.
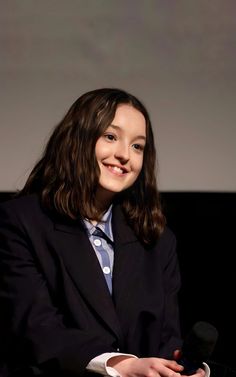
[95,104,146,206]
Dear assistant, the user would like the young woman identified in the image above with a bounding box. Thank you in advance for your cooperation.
[0,88,207,377]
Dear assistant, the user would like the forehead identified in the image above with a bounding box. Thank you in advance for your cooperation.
[111,104,146,134]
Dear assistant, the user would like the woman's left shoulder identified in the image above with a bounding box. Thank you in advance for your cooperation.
[144,226,179,274]
[157,226,177,248]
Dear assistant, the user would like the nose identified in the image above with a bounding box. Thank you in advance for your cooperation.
[114,141,130,163]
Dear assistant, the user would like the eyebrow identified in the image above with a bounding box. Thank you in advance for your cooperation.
[109,124,146,141]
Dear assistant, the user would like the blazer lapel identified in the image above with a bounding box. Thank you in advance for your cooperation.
[53,219,123,340]
[111,206,144,321]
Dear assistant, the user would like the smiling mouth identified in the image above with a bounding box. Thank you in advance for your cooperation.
[104,164,127,175]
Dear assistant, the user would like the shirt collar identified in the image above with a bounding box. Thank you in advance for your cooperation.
[83,205,113,242]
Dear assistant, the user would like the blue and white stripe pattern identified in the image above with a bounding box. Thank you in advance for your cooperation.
[83,205,114,294]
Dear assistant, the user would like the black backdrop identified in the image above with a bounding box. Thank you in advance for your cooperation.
[161,192,236,375]
[0,192,236,375]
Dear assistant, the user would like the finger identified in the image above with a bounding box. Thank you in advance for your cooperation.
[162,359,184,372]
[173,349,182,361]
[196,368,206,377]
[151,363,183,377]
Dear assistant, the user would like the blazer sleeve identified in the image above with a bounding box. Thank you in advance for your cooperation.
[0,202,114,376]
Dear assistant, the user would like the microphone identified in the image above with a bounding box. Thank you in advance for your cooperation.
[179,321,219,375]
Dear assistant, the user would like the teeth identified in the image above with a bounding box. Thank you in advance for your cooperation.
[110,165,123,173]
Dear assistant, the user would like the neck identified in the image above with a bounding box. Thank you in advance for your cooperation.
[89,199,112,225]
[95,188,115,214]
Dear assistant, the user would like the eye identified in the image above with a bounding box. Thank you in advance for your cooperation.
[132,143,145,151]
[104,133,116,141]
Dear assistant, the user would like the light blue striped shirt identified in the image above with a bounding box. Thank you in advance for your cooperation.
[83,205,114,294]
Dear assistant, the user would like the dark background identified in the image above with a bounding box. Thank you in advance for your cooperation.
[161,192,236,375]
[1,192,236,376]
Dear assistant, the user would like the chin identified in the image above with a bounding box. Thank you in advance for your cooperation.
[101,186,124,194]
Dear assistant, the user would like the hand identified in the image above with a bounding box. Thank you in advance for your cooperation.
[107,355,184,377]
[172,350,206,377]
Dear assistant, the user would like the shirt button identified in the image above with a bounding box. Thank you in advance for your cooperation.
[116,348,120,352]
[103,266,111,274]
[94,239,102,247]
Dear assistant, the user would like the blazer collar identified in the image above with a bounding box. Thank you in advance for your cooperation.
[112,205,138,245]
[54,204,137,242]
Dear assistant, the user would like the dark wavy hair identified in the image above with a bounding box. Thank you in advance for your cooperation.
[20,88,166,245]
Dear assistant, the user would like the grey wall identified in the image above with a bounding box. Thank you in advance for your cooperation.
[1,0,235,191]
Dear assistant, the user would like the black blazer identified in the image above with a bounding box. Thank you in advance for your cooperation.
[0,194,182,376]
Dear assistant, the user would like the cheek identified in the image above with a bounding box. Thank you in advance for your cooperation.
[95,140,107,161]
[133,155,144,174]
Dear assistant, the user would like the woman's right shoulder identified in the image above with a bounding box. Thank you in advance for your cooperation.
[0,194,56,239]
[0,193,40,212]
[0,194,44,224]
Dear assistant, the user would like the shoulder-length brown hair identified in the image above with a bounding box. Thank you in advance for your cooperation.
[20,88,166,245]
